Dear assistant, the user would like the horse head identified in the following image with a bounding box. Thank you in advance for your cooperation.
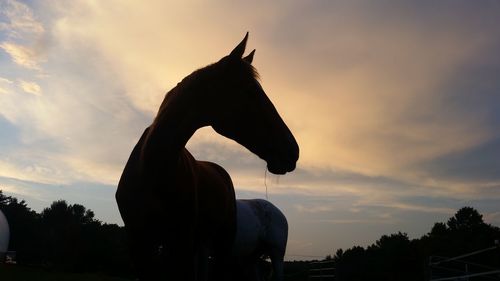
[203,33,299,175]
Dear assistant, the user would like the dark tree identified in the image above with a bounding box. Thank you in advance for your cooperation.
[447,206,485,231]
[331,207,500,281]
[0,190,43,264]
[1,190,132,277]
[430,222,448,236]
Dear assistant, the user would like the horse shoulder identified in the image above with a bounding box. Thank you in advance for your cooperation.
[195,160,236,247]
[195,161,235,199]
[116,127,151,202]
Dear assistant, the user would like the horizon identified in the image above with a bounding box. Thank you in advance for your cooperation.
[1,191,495,261]
[1,1,500,260]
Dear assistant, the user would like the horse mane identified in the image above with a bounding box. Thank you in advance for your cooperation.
[186,59,261,84]
[243,63,260,81]
[155,60,260,118]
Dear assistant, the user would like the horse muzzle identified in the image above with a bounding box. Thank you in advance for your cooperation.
[267,161,296,175]
[267,135,299,175]
[267,152,298,175]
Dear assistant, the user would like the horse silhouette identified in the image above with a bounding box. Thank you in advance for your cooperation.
[232,199,288,281]
[116,33,299,281]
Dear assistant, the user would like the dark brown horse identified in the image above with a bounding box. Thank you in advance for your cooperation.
[116,33,299,281]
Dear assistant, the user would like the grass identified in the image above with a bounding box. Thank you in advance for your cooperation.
[1,262,311,280]
[0,264,133,281]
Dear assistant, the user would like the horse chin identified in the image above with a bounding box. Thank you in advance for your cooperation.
[267,161,296,175]
[267,165,287,175]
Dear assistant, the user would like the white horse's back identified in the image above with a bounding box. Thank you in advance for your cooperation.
[233,200,264,256]
[232,199,288,281]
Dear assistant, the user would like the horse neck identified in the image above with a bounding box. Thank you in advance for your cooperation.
[143,84,205,171]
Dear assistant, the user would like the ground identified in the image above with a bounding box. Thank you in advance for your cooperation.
[0,264,132,281]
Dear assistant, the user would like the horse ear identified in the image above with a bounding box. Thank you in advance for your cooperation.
[243,49,255,64]
[230,32,249,58]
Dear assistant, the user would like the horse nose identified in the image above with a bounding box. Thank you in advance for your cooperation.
[280,135,299,171]
[291,137,299,161]
[287,134,299,163]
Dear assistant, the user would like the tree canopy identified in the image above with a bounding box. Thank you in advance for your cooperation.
[0,190,131,276]
[330,206,500,281]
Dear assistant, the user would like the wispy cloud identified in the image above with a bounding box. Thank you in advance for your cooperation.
[0,158,69,186]
[367,203,456,215]
[18,79,41,95]
[484,211,500,225]
[318,218,395,225]
[295,204,336,214]
[0,76,13,94]
[0,77,14,84]
[0,41,43,69]
[0,0,45,71]
[0,0,45,38]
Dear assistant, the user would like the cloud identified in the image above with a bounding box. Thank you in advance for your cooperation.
[0,1,497,198]
[484,211,500,226]
[366,202,455,215]
[0,3,499,255]
[295,204,336,214]
[18,79,41,95]
[319,219,394,225]
[48,1,500,190]
[278,17,495,178]
[0,77,13,94]
[0,0,46,71]
[0,41,43,69]
[0,77,13,84]
[0,157,69,186]
[0,0,45,38]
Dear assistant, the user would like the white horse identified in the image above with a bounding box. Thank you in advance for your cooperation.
[231,199,288,281]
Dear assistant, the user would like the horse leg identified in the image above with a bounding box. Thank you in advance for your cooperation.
[209,254,231,281]
[162,225,197,281]
[235,257,260,281]
[270,253,285,281]
[196,243,210,281]
[210,227,236,281]
[125,224,164,281]
[251,258,265,281]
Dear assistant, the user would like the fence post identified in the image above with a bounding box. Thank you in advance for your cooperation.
[309,260,335,280]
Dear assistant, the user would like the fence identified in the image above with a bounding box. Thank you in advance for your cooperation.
[0,251,16,264]
[308,260,335,281]
[429,243,500,281]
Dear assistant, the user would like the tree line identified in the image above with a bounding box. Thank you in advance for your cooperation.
[0,190,132,277]
[2,190,500,280]
[324,206,500,281]
[282,207,500,281]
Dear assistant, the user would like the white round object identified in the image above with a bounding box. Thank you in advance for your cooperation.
[0,209,9,252]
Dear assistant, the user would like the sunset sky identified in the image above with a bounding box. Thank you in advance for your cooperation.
[1,0,500,259]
